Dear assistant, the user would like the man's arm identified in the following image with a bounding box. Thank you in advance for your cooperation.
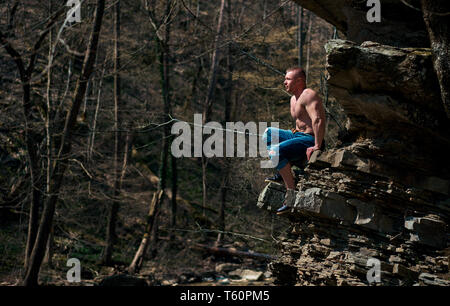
[304,90,326,159]
[290,96,297,120]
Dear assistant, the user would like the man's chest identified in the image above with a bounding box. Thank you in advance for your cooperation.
[291,97,307,118]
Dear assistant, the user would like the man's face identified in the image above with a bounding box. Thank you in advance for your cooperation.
[284,71,301,94]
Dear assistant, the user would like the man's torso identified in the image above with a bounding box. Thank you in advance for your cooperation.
[290,88,315,135]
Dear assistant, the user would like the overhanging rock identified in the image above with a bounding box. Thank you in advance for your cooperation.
[291,0,429,47]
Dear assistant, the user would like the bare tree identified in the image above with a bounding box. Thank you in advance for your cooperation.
[102,0,123,266]
[44,0,55,269]
[22,0,106,286]
[170,154,178,228]
[217,0,233,245]
[128,0,175,274]
[0,4,65,272]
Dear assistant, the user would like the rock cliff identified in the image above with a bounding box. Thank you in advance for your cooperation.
[258,3,450,285]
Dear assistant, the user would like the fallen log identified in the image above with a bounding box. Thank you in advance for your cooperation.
[192,243,276,261]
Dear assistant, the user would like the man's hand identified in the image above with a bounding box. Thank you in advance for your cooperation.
[306,145,320,161]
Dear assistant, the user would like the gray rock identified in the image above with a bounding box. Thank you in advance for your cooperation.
[348,199,396,234]
[404,216,418,231]
[404,216,447,249]
[332,150,369,172]
[325,40,441,113]
[228,269,264,281]
[215,263,241,273]
[308,150,331,168]
[294,188,356,223]
[325,40,449,172]
[419,273,450,286]
[392,264,419,281]
[294,188,322,213]
[257,182,285,210]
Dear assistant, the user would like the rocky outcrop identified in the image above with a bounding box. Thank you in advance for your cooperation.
[292,0,429,48]
[325,40,450,178]
[258,40,450,285]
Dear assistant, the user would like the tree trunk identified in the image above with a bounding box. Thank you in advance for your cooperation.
[22,0,106,286]
[183,58,202,112]
[202,0,226,123]
[263,0,267,19]
[305,11,313,83]
[24,111,42,271]
[0,8,63,272]
[202,0,226,214]
[44,226,54,268]
[88,61,106,162]
[217,0,233,244]
[171,154,177,228]
[152,0,172,258]
[128,0,173,273]
[297,6,304,66]
[128,189,164,273]
[103,0,122,266]
[44,0,54,269]
[420,0,450,118]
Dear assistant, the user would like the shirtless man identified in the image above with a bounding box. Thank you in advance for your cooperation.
[262,67,326,214]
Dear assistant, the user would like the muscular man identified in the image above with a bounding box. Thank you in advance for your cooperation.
[262,67,326,215]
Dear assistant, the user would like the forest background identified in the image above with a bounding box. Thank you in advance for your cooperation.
[0,0,346,285]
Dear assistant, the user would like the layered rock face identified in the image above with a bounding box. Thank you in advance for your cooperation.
[258,39,450,286]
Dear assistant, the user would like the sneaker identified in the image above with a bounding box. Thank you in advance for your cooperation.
[276,204,291,215]
[276,189,296,215]
[264,172,283,183]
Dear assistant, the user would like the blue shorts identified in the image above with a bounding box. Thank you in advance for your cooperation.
[262,127,315,170]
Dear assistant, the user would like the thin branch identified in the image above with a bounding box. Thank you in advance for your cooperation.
[30,0,86,84]
[58,38,85,57]
[69,159,93,179]
[7,1,20,34]
[0,30,26,78]
[180,0,214,32]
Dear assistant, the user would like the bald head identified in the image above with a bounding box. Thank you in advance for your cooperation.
[284,67,306,95]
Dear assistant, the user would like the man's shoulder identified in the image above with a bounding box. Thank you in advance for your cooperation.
[300,88,319,103]
[303,88,318,97]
